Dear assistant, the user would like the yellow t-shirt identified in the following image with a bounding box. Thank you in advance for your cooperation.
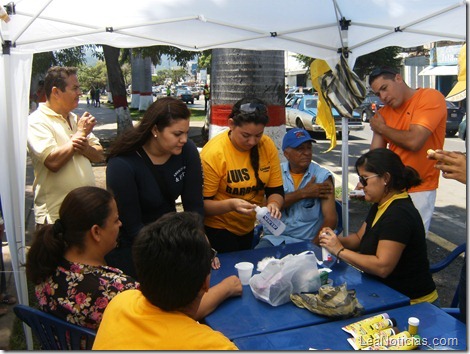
[201,130,283,235]
[92,290,238,350]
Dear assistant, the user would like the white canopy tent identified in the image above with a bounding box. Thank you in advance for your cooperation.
[0,0,466,347]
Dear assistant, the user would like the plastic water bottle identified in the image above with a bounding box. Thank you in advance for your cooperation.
[255,206,286,236]
[321,232,334,266]
[322,246,333,263]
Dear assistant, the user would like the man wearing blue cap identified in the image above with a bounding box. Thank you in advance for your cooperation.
[255,128,337,248]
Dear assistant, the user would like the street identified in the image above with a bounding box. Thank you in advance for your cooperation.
[309,124,467,246]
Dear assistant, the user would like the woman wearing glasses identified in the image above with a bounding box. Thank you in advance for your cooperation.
[319,148,438,305]
[201,98,285,253]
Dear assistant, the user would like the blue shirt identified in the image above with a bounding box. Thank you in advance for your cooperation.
[263,161,332,245]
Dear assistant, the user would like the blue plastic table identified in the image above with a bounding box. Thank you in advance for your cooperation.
[233,302,467,350]
[205,241,410,340]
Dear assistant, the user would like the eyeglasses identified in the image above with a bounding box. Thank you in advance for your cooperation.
[239,102,267,114]
[369,66,399,79]
[358,174,379,187]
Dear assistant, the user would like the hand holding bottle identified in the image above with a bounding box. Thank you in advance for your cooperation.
[255,206,286,236]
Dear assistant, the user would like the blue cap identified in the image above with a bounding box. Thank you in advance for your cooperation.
[282,128,316,150]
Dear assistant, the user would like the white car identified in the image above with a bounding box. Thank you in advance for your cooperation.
[285,94,364,137]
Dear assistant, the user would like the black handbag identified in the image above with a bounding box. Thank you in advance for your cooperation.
[320,55,366,119]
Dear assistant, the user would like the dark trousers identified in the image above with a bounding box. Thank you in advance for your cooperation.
[459,257,466,323]
[204,226,253,253]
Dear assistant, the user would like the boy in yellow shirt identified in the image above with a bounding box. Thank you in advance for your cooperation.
[93,212,238,350]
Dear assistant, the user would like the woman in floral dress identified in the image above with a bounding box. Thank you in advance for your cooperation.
[26,186,139,330]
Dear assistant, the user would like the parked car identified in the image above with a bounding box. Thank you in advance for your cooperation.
[285,87,312,103]
[458,114,466,140]
[176,88,194,104]
[175,85,189,92]
[285,94,364,137]
[354,94,384,122]
[445,101,466,137]
[190,86,201,100]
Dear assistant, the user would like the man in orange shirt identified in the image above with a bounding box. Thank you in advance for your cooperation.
[368,66,446,235]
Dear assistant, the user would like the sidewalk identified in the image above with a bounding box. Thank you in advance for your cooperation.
[0,100,462,349]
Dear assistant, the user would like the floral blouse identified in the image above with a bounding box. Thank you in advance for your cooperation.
[35,259,140,330]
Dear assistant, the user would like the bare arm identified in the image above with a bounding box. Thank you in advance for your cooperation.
[266,193,284,219]
[195,275,242,320]
[283,175,333,209]
[44,112,103,171]
[312,178,337,244]
[370,112,431,151]
[43,131,82,172]
[319,227,405,278]
[319,187,337,230]
[318,222,366,250]
[44,134,104,172]
[203,198,256,217]
[370,131,387,150]
[77,142,104,163]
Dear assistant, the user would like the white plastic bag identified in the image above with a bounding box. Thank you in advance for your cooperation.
[249,252,321,306]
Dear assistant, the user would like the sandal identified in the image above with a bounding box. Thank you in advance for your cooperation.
[0,294,17,305]
[0,305,7,316]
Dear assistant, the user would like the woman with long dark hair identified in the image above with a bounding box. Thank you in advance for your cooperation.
[105,97,203,277]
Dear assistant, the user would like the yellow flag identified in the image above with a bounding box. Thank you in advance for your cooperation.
[310,59,336,152]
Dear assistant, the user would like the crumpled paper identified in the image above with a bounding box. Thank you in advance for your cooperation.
[290,283,364,319]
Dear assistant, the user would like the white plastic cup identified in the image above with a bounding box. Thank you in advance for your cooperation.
[235,262,254,285]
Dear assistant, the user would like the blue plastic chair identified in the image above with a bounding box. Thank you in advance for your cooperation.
[333,200,343,235]
[13,304,96,350]
[429,243,466,319]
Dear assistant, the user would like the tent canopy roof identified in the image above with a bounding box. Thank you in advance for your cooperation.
[419,65,459,76]
[1,0,466,66]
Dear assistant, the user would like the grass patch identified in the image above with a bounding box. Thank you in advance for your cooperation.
[9,282,41,350]
[189,108,206,120]
[126,106,205,122]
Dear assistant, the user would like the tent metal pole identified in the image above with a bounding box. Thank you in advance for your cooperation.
[341,117,349,237]
[0,45,34,350]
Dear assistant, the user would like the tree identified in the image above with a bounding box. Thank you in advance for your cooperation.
[121,62,131,87]
[102,45,133,134]
[198,50,212,75]
[32,47,88,78]
[210,49,285,158]
[77,61,108,93]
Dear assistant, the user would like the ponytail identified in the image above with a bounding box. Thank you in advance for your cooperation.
[403,166,422,190]
[26,223,67,284]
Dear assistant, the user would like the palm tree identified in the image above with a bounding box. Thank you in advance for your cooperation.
[210,48,285,157]
[102,45,133,134]
[138,56,153,111]
[130,52,142,109]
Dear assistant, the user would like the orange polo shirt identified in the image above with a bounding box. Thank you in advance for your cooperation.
[378,88,446,192]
